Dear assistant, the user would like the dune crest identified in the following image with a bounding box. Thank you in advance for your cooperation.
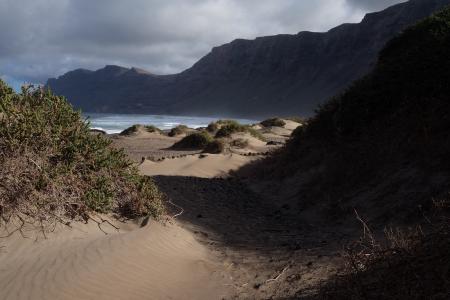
[139,153,260,178]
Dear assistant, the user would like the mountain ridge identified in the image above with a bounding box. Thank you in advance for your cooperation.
[47,0,450,118]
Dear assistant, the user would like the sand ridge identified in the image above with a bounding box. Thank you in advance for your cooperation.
[139,153,261,178]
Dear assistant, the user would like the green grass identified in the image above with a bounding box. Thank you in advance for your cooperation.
[120,124,161,135]
[172,131,213,149]
[0,82,165,226]
[230,138,249,148]
[144,125,162,133]
[206,122,219,133]
[214,120,266,141]
[260,118,286,127]
[203,139,225,154]
[168,125,189,137]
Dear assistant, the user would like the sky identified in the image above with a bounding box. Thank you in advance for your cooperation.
[0,0,404,88]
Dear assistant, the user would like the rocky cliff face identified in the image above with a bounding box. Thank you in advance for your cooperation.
[46,0,450,118]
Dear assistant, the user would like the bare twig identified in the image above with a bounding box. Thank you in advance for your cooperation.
[354,209,376,247]
[265,266,289,283]
[168,200,184,218]
[88,214,120,235]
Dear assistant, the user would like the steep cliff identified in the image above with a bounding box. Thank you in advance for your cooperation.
[46,0,450,118]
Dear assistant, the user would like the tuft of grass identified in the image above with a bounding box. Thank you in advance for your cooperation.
[172,131,213,149]
[230,138,249,149]
[260,118,286,127]
[214,120,266,141]
[120,124,161,136]
[120,124,140,136]
[215,122,243,138]
[168,125,189,137]
[207,122,219,133]
[144,125,162,134]
[0,81,165,228]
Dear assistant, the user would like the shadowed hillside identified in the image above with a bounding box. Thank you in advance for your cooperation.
[239,7,450,299]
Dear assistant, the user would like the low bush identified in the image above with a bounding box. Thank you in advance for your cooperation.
[172,131,213,149]
[0,82,165,228]
[144,125,162,134]
[120,124,141,135]
[214,121,265,141]
[313,204,450,299]
[120,124,161,135]
[260,118,286,127]
[215,122,244,138]
[230,138,249,148]
[168,125,189,137]
[206,122,219,133]
[203,140,225,154]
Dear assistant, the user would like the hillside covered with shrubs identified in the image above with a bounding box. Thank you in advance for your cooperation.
[253,7,450,299]
[266,7,450,216]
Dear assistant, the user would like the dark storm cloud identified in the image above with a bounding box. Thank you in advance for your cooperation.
[0,0,404,85]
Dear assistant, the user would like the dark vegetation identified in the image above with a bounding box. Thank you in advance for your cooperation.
[171,131,213,150]
[144,125,162,133]
[254,8,450,299]
[120,124,161,136]
[213,120,265,141]
[168,124,189,137]
[230,138,249,149]
[0,82,165,230]
[260,117,286,128]
[285,116,305,124]
[206,121,219,133]
[203,139,225,154]
[310,200,450,300]
[266,6,450,201]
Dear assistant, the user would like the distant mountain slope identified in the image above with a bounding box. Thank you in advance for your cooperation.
[46,0,450,118]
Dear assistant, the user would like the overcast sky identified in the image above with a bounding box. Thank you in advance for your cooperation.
[0,0,404,88]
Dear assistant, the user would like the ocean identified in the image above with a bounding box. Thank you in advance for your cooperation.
[83,113,257,134]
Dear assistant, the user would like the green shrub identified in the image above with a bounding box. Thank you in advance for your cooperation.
[260,118,286,127]
[215,121,266,141]
[0,82,165,226]
[144,125,162,133]
[206,122,219,133]
[230,138,249,148]
[215,122,244,138]
[246,127,266,141]
[168,125,189,137]
[120,124,140,135]
[216,119,240,126]
[203,140,225,154]
[120,124,161,135]
[172,131,213,149]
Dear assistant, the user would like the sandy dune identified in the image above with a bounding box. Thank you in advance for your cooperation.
[0,219,231,300]
[139,153,260,178]
[0,119,321,300]
[111,132,200,162]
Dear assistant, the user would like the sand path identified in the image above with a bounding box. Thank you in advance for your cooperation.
[0,219,231,300]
